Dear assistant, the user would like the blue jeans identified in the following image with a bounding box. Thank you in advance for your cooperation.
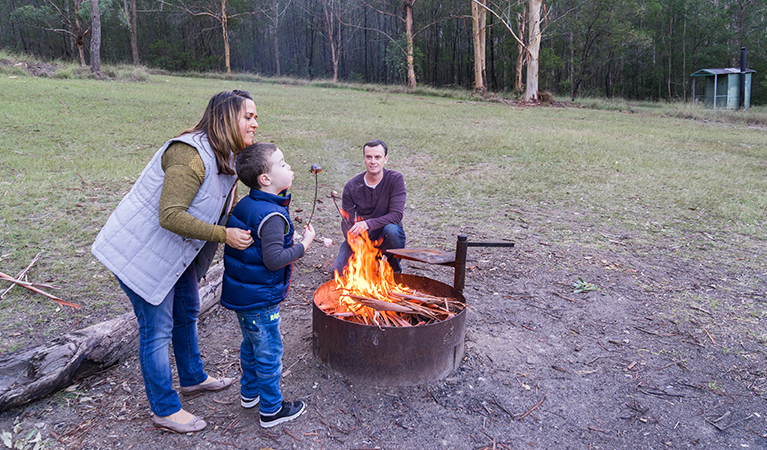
[333,224,406,275]
[117,265,208,417]
[236,304,284,414]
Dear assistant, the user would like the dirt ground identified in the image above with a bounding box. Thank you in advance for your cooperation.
[1,203,766,450]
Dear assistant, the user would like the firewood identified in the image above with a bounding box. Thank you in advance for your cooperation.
[345,294,414,313]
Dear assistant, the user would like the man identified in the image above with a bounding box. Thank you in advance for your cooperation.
[333,139,406,275]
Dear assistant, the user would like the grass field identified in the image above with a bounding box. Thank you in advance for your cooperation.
[0,71,766,353]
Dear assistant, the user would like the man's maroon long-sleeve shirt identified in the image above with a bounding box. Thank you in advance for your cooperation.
[340,169,406,236]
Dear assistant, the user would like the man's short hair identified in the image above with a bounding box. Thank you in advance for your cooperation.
[363,139,388,156]
[236,142,278,189]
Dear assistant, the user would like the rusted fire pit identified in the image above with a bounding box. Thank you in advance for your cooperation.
[312,273,466,386]
[312,234,512,386]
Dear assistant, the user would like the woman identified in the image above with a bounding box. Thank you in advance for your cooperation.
[92,90,257,433]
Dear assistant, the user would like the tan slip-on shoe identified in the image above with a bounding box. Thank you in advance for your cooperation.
[178,377,234,396]
[152,414,207,433]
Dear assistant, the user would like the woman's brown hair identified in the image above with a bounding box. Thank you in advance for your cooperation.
[180,90,253,175]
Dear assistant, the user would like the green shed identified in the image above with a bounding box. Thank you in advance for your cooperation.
[690,67,755,109]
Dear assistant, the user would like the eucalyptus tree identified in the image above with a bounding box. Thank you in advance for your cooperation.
[10,0,91,65]
[471,0,487,92]
[160,0,254,73]
[261,0,291,76]
[89,0,101,73]
[119,0,139,64]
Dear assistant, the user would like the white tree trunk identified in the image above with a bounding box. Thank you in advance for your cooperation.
[404,0,416,88]
[471,0,487,93]
[222,0,231,74]
[525,0,542,102]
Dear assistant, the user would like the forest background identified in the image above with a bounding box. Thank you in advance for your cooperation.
[2,0,767,104]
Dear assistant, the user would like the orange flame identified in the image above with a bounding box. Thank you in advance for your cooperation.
[333,231,408,322]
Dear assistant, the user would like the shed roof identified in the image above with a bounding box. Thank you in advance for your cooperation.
[691,68,756,77]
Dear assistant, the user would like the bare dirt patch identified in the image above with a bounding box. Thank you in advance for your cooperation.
[1,203,766,450]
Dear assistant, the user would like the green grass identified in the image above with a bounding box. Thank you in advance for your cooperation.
[0,62,766,352]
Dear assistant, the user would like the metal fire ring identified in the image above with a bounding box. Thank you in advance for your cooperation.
[312,274,466,386]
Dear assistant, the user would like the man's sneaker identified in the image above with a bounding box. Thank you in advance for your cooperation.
[241,395,260,409]
[259,401,306,428]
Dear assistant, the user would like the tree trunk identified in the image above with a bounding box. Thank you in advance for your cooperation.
[667,15,673,99]
[322,0,339,82]
[569,31,574,98]
[74,0,87,67]
[272,0,281,76]
[471,0,487,93]
[130,0,138,65]
[122,0,139,65]
[222,0,231,74]
[525,0,541,102]
[404,0,416,88]
[89,0,101,75]
[0,264,226,411]
[515,3,525,94]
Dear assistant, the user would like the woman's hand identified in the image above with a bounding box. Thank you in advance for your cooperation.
[226,228,253,250]
[301,223,316,250]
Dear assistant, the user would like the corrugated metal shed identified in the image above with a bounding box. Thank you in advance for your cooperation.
[690,68,756,109]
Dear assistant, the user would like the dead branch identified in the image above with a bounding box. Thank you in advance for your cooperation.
[0,263,224,411]
[550,291,580,304]
[517,394,545,421]
[0,271,81,309]
[1,250,43,299]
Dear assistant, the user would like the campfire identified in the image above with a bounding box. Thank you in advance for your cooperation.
[319,231,464,327]
[312,233,510,385]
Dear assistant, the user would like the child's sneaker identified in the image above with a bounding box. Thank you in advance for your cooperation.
[259,401,306,428]
[241,394,260,409]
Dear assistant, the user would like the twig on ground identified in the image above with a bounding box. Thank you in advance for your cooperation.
[517,394,545,421]
[0,270,82,309]
[283,427,302,442]
[635,327,676,337]
[1,250,43,299]
[490,399,514,418]
[551,291,580,304]
[209,441,241,449]
[702,326,716,344]
[689,304,712,315]
[427,388,442,406]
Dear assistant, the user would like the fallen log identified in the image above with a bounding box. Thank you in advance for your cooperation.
[0,263,225,411]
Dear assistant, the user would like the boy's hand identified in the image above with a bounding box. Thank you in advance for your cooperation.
[301,223,316,250]
[226,227,253,250]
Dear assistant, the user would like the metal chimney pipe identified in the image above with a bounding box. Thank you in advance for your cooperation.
[740,47,747,108]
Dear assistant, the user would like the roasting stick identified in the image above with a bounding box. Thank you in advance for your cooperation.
[307,164,321,224]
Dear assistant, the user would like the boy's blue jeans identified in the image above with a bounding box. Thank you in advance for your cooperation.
[236,304,284,414]
[333,223,406,275]
[116,265,208,417]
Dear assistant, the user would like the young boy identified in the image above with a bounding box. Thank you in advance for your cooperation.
[220,142,315,428]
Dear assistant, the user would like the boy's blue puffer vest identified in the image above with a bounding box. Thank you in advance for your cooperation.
[221,188,294,311]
